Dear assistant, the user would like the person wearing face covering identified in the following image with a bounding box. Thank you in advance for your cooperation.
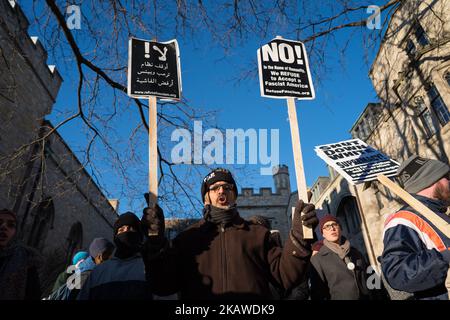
[77,212,152,300]
[141,168,319,299]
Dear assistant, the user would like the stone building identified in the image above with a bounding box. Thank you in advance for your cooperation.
[237,165,293,242]
[309,0,450,272]
[0,0,118,294]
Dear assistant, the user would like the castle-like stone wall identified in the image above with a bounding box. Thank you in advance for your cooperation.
[0,0,118,294]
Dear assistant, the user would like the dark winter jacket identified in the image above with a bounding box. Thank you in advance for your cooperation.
[77,254,152,300]
[310,244,370,300]
[381,195,450,300]
[145,213,311,300]
[0,244,42,300]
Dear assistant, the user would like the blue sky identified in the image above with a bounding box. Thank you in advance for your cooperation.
[21,1,386,216]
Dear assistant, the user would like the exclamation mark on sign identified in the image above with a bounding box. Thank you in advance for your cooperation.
[145,42,150,58]
[295,46,304,65]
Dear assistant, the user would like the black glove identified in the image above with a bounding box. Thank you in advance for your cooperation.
[141,203,165,240]
[291,200,318,243]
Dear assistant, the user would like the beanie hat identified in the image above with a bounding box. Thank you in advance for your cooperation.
[89,237,115,258]
[396,155,449,193]
[0,209,17,222]
[201,168,238,201]
[319,214,339,234]
[114,212,143,240]
[72,251,89,265]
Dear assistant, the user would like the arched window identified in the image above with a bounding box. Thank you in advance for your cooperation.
[27,197,55,251]
[336,196,362,236]
[336,196,368,260]
[66,222,83,264]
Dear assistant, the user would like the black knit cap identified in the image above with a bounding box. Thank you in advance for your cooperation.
[201,168,238,201]
[113,212,143,239]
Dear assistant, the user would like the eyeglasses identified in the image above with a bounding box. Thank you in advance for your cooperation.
[322,222,339,231]
[209,183,233,193]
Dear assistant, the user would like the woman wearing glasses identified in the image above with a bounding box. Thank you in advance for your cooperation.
[310,215,371,300]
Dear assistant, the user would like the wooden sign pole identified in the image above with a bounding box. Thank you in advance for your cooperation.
[377,174,450,237]
[148,96,158,206]
[287,97,313,239]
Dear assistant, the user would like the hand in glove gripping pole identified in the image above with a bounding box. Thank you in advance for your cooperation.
[141,193,165,243]
[291,199,318,244]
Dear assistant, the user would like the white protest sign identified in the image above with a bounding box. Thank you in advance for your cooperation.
[315,139,399,184]
[257,37,315,100]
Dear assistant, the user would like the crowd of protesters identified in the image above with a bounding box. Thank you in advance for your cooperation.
[0,154,449,300]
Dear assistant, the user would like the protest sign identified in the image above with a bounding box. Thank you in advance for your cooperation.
[257,36,316,238]
[315,138,399,184]
[315,139,450,237]
[127,37,182,206]
[257,37,315,100]
[128,37,182,100]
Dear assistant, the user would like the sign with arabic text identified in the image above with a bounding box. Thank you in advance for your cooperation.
[127,37,182,100]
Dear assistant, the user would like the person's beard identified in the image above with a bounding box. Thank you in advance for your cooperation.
[433,180,450,207]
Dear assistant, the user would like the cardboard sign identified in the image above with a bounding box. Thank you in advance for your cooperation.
[315,139,399,184]
[257,37,315,100]
[127,37,182,100]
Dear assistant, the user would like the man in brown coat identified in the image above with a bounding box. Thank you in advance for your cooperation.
[142,168,318,299]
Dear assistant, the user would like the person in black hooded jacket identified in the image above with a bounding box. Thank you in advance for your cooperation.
[77,212,152,300]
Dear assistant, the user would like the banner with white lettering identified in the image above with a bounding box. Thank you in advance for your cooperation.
[257,37,315,100]
[315,139,400,184]
[127,37,182,100]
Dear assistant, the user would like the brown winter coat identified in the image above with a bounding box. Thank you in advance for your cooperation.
[146,214,311,299]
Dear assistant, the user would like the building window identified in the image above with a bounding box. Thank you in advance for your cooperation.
[445,72,450,87]
[414,97,437,137]
[406,39,416,56]
[428,85,450,126]
[415,23,429,47]
[375,191,384,210]
[66,222,83,264]
[27,197,55,251]
[353,127,360,139]
[336,197,362,236]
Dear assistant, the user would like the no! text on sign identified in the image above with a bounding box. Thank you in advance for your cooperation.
[257,37,315,100]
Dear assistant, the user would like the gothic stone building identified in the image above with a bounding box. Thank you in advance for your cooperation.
[309,0,450,274]
[0,0,118,294]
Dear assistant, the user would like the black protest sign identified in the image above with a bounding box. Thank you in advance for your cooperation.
[128,37,181,100]
[257,37,315,100]
[315,139,399,184]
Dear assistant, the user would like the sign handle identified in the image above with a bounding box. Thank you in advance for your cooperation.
[148,96,158,206]
[287,98,313,239]
[377,174,450,237]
